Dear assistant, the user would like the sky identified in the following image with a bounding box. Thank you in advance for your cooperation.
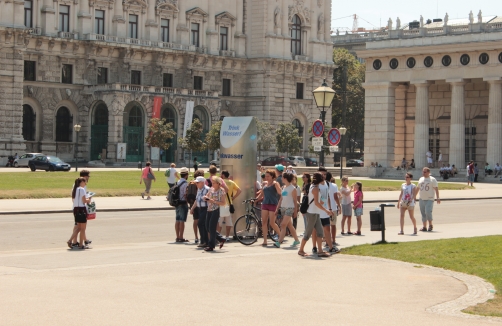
[331,0,502,32]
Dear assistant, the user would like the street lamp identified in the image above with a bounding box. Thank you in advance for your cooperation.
[74,124,81,172]
[339,126,347,179]
[312,79,335,167]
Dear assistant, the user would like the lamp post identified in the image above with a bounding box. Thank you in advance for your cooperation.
[339,126,347,179]
[74,124,81,172]
[312,79,335,167]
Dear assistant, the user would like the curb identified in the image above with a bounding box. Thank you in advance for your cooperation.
[1,196,501,215]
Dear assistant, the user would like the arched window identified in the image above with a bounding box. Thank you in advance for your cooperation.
[22,104,36,141]
[128,105,142,127]
[94,103,108,125]
[161,105,177,129]
[291,15,302,56]
[55,106,72,142]
[193,106,209,131]
[292,119,303,138]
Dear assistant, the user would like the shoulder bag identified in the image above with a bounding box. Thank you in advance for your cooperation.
[147,167,155,180]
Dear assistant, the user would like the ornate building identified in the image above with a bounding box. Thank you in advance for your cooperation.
[0,0,333,164]
[334,15,502,170]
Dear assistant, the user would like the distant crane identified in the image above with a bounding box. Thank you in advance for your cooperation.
[332,14,380,33]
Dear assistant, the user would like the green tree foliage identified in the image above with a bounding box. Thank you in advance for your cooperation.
[256,119,276,159]
[275,123,302,157]
[205,121,222,151]
[331,48,365,153]
[180,118,207,153]
[145,118,177,151]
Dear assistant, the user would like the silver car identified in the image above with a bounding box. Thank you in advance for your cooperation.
[288,156,306,167]
[14,153,43,167]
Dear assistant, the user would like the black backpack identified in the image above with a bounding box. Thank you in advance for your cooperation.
[299,185,315,214]
[168,180,186,207]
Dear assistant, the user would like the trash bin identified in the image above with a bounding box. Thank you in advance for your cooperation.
[370,210,383,231]
[138,161,142,169]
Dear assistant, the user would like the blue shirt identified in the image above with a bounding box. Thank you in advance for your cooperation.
[196,185,209,208]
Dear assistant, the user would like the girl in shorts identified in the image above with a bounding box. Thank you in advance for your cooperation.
[254,169,282,246]
[397,172,418,235]
[71,177,91,249]
[352,182,363,235]
[274,173,300,248]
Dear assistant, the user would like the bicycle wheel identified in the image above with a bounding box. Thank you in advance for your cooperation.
[234,215,259,245]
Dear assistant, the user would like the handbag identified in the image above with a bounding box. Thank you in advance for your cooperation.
[86,199,96,220]
[220,204,230,217]
[147,168,155,180]
[226,193,235,214]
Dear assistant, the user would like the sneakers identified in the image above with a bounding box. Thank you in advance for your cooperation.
[195,239,199,244]
[225,237,231,242]
[84,240,92,245]
[273,241,280,248]
[291,240,300,247]
[329,247,341,254]
[312,247,317,254]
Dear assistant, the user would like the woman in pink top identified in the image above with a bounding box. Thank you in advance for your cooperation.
[140,162,156,200]
[352,182,363,235]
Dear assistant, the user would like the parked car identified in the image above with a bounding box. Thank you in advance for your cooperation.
[346,159,364,167]
[288,156,306,167]
[209,159,220,167]
[261,156,296,167]
[28,155,71,172]
[14,153,43,167]
[305,157,319,167]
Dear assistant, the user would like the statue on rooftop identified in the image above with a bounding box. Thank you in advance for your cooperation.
[396,17,401,29]
[444,13,449,26]
[387,18,393,30]
[420,15,424,27]
[469,10,474,24]
[478,10,483,23]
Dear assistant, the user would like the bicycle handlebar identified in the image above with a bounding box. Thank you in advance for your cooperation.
[242,198,258,203]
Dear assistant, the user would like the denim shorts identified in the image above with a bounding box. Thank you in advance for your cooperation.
[468,174,475,182]
[175,203,188,222]
[354,207,363,216]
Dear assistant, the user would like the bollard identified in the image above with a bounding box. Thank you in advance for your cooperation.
[138,161,142,169]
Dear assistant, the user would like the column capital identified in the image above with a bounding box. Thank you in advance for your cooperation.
[410,80,431,86]
[446,78,465,85]
[484,77,502,84]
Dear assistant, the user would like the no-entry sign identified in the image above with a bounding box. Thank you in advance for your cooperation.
[312,120,324,137]
[327,128,341,146]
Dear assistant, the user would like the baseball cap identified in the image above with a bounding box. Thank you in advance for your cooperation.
[287,165,293,169]
[195,176,206,183]
[275,164,284,172]
[180,167,189,173]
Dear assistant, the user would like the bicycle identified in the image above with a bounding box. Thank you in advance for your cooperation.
[234,199,279,245]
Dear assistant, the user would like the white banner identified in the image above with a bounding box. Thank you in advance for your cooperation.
[151,147,160,160]
[183,101,194,138]
[117,143,127,160]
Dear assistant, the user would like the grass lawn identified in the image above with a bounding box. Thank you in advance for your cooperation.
[343,236,502,317]
[0,170,469,199]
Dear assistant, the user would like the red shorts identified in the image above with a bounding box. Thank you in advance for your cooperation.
[262,204,277,212]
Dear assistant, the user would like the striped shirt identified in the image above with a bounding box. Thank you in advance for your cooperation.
[196,185,210,208]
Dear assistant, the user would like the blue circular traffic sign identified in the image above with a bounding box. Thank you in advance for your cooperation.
[328,128,341,146]
[312,120,324,137]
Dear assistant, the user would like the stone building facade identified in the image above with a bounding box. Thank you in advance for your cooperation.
[0,0,333,164]
[335,16,502,169]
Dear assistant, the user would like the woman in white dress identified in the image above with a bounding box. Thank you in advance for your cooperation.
[396,172,418,235]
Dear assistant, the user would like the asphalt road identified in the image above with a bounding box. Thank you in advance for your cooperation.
[1,200,501,325]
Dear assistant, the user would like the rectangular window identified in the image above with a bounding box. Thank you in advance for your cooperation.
[222,79,231,96]
[191,23,199,47]
[95,10,105,35]
[193,76,203,90]
[61,64,73,84]
[131,70,141,85]
[220,26,228,51]
[161,19,169,42]
[163,73,173,87]
[129,14,138,39]
[296,83,304,99]
[97,67,107,85]
[24,61,36,81]
[24,0,33,28]
[59,5,70,32]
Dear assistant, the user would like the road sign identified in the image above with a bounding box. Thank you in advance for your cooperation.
[314,146,322,152]
[312,137,323,147]
[328,128,341,146]
[329,146,339,152]
[312,120,324,137]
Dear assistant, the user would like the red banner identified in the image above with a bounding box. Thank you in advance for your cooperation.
[152,96,162,119]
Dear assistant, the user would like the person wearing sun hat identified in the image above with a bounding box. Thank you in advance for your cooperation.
[175,167,189,242]
[275,164,285,187]
[190,176,210,247]
[286,165,296,175]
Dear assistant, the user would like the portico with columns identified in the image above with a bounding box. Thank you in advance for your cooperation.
[358,29,502,169]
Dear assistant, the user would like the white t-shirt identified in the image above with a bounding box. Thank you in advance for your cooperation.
[400,183,416,206]
[280,184,297,208]
[318,182,330,219]
[326,182,339,212]
[307,185,323,215]
[340,185,351,205]
[495,165,502,172]
[257,170,261,183]
[73,187,86,207]
[417,177,438,200]
[167,168,177,184]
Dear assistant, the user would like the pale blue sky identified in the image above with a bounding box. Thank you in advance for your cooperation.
[331,0,502,32]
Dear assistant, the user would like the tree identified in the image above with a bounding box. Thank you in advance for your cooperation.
[145,118,176,170]
[256,119,276,160]
[275,123,302,157]
[179,118,207,171]
[331,48,365,153]
[205,121,222,151]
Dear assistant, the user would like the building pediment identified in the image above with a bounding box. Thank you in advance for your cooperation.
[215,11,236,25]
[156,0,177,11]
[186,7,208,17]
[124,0,147,13]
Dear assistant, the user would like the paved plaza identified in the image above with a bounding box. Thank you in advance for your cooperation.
[1,185,502,325]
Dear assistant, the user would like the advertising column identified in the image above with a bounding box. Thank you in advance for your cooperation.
[220,117,257,220]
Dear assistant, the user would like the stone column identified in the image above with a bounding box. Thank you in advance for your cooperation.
[412,82,430,169]
[78,0,92,34]
[363,82,398,167]
[145,0,158,41]
[449,80,466,169]
[176,0,188,45]
[282,0,288,38]
[234,0,245,57]
[324,0,331,42]
[394,85,408,166]
[41,0,55,36]
[486,79,502,165]
[206,0,218,53]
[112,0,126,37]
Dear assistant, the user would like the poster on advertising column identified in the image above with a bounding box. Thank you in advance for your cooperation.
[220,117,257,220]
[183,101,194,138]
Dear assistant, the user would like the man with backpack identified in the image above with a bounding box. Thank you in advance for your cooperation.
[170,167,189,242]
[187,170,203,243]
